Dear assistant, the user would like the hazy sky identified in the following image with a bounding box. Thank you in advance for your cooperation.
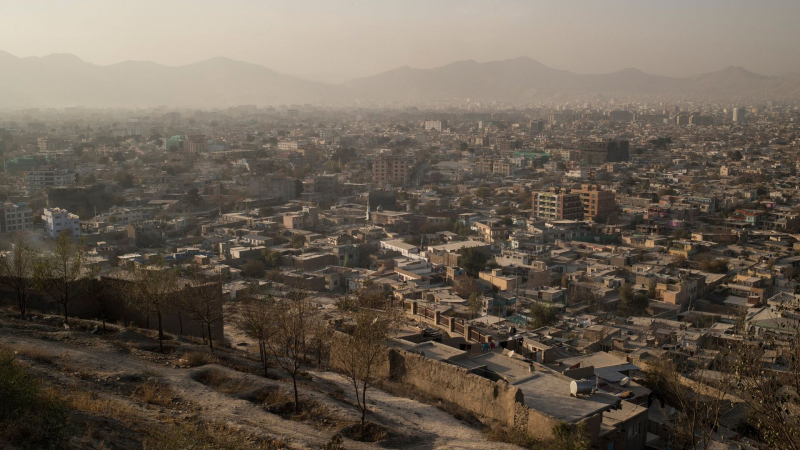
[1,0,799,83]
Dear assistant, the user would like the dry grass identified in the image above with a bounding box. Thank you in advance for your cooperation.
[339,422,390,443]
[192,367,233,387]
[62,357,98,380]
[181,350,217,367]
[133,380,175,407]
[67,390,139,422]
[13,344,58,364]
[483,422,542,449]
[145,419,280,450]
[245,386,345,429]
[215,352,260,373]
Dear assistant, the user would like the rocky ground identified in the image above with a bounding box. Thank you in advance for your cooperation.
[0,308,523,450]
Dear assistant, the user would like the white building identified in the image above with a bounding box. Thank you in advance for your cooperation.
[42,208,81,238]
[91,206,155,226]
[380,239,423,260]
[0,203,34,233]
[424,120,447,132]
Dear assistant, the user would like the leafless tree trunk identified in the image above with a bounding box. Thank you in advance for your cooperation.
[331,308,396,437]
[262,289,320,414]
[124,262,181,353]
[176,271,226,351]
[0,234,37,319]
[33,232,93,325]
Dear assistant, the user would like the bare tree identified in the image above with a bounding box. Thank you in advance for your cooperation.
[451,274,482,299]
[332,308,395,437]
[177,271,225,351]
[33,232,93,324]
[727,322,800,449]
[645,356,736,449]
[0,234,37,319]
[236,288,275,377]
[127,263,182,353]
[263,290,320,414]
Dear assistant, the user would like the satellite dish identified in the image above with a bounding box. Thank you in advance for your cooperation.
[620,377,630,387]
[507,350,515,358]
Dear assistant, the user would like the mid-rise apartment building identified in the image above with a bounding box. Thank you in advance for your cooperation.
[424,120,447,132]
[732,107,747,123]
[37,138,67,152]
[575,184,616,221]
[532,188,584,221]
[578,139,630,164]
[186,134,208,152]
[25,167,76,191]
[0,203,34,234]
[372,154,412,187]
[42,207,81,238]
[475,158,513,176]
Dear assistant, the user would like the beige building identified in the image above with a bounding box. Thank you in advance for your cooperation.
[475,220,509,243]
[575,184,616,221]
[372,154,413,187]
[532,188,584,221]
[479,268,520,291]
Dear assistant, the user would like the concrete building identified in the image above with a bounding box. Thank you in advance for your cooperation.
[732,107,747,124]
[186,134,208,152]
[578,139,630,164]
[0,203,34,234]
[372,154,413,187]
[42,207,81,238]
[25,167,76,191]
[689,115,713,126]
[250,177,301,201]
[475,219,509,243]
[532,188,584,221]
[37,138,67,152]
[575,184,616,221]
[479,268,520,291]
[475,158,513,176]
[91,206,155,226]
[165,135,186,151]
[277,140,299,151]
[380,239,422,260]
[424,120,447,132]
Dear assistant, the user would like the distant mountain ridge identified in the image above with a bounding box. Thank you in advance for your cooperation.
[0,52,797,108]
[344,56,800,103]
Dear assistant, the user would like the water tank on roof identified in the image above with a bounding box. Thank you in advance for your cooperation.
[570,379,594,397]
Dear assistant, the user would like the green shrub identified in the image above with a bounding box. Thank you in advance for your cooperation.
[0,351,71,449]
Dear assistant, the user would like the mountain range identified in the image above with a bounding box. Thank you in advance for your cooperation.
[1,52,798,108]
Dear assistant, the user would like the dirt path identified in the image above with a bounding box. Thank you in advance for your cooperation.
[0,327,345,449]
[0,322,523,450]
[312,371,522,450]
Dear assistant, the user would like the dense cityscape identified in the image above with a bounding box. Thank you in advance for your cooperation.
[0,101,798,449]
[2,1,800,450]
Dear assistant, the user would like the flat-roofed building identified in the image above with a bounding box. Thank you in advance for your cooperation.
[575,184,616,221]
[532,188,584,221]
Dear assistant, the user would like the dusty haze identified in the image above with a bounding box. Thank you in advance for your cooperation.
[1,0,799,84]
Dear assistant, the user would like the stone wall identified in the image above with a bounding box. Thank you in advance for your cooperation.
[387,348,523,426]
[329,332,583,441]
[1,277,224,341]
